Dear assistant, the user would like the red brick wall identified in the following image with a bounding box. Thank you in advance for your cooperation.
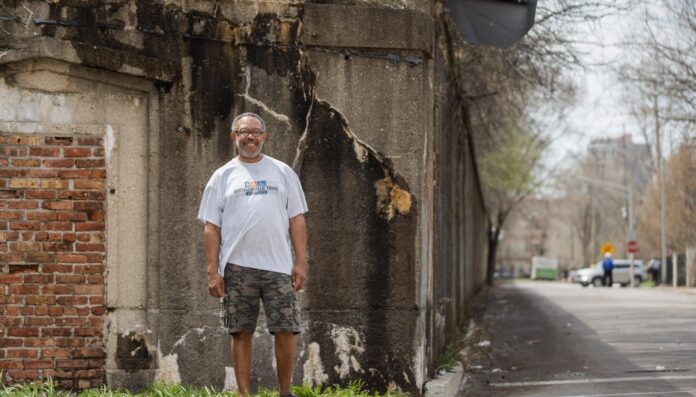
[0,134,107,388]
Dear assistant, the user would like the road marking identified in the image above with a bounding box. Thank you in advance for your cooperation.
[558,389,696,397]
[490,374,696,388]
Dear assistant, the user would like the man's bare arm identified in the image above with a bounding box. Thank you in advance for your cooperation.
[204,222,225,297]
[289,214,307,291]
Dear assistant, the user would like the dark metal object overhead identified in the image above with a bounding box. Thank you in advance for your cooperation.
[444,0,537,48]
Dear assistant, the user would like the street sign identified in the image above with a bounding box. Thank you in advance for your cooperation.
[600,242,615,255]
[627,240,638,253]
[444,0,537,48]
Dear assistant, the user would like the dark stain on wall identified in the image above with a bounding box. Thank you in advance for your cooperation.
[116,332,153,372]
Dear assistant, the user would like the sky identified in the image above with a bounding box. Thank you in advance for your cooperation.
[546,7,643,167]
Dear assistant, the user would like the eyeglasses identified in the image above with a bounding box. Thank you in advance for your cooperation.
[235,129,265,137]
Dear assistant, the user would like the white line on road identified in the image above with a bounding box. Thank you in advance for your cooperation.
[558,389,696,397]
[490,374,696,388]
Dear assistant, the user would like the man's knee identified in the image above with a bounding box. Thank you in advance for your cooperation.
[232,331,254,343]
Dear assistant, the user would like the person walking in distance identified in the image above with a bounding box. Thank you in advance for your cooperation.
[198,112,308,396]
[602,252,614,287]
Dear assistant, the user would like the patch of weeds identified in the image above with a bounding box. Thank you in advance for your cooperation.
[435,344,461,373]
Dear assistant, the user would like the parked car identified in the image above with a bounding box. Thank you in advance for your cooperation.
[575,259,646,287]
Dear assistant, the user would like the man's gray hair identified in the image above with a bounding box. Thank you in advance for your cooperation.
[231,112,266,132]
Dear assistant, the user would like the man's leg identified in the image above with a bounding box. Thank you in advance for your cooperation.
[274,332,296,395]
[231,331,254,395]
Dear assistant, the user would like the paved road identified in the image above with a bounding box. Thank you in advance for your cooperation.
[463,282,696,396]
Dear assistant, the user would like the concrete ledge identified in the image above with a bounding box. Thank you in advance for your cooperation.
[303,3,433,56]
[423,363,465,397]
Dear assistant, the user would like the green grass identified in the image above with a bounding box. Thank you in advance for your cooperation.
[0,379,407,397]
[435,344,461,373]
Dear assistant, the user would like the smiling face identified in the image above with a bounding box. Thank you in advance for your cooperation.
[232,116,267,163]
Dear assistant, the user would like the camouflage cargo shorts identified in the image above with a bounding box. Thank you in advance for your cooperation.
[221,264,301,335]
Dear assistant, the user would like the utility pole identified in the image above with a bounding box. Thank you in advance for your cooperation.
[655,93,667,285]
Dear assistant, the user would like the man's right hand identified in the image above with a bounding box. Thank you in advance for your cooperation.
[208,272,225,298]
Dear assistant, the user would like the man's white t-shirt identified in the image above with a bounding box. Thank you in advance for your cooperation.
[197,155,308,276]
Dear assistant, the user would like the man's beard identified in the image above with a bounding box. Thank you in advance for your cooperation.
[236,139,264,159]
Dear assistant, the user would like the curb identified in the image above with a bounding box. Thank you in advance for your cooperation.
[423,363,465,397]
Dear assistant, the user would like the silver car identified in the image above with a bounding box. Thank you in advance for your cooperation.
[575,259,646,287]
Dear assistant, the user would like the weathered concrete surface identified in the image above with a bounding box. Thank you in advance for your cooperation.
[0,1,487,394]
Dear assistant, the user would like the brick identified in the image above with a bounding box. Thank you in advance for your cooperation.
[56,212,87,221]
[4,231,19,240]
[25,252,55,262]
[0,189,22,199]
[92,148,105,157]
[75,223,104,232]
[55,339,86,348]
[72,202,102,211]
[43,159,74,168]
[2,146,28,156]
[76,243,105,252]
[90,306,106,316]
[6,349,38,358]
[57,359,87,369]
[41,328,72,337]
[25,190,56,199]
[25,295,56,305]
[20,231,34,240]
[29,147,60,157]
[23,274,52,283]
[42,201,72,210]
[76,137,102,146]
[63,148,92,157]
[25,317,54,326]
[76,307,91,316]
[88,191,106,200]
[10,221,41,230]
[55,317,86,327]
[56,274,85,284]
[89,169,107,178]
[0,274,23,285]
[74,285,103,295]
[0,317,23,326]
[8,201,38,209]
[9,242,41,252]
[48,307,64,316]
[90,296,104,305]
[0,253,25,263]
[9,264,40,274]
[23,337,54,347]
[62,233,76,242]
[85,253,104,263]
[86,274,105,285]
[55,253,86,263]
[74,264,104,274]
[44,369,73,379]
[44,222,72,231]
[75,159,105,168]
[74,328,100,337]
[26,169,60,178]
[74,180,104,190]
[43,284,74,295]
[8,179,39,189]
[45,136,74,146]
[34,306,49,316]
[23,359,54,369]
[7,328,39,337]
[42,242,73,252]
[57,191,88,200]
[58,170,90,179]
[0,211,23,219]
[0,169,24,177]
[56,296,87,305]
[87,211,105,222]
[0,360,23,369]
[0,338,23,347]
[39,180,68,189]
[11,159,41,167]
[0,135,41,145]
[41,264,72,273]
[8,369,39,380]
[9,285,40,294]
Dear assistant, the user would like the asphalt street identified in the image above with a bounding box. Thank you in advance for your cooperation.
[462,282,696,396]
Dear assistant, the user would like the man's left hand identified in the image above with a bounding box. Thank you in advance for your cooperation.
[292,263,306,292]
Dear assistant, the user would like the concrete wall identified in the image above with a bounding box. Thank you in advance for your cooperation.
[0,1,487,394]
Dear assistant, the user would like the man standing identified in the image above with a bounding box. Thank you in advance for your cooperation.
[198,112,308,397]
[602,252,614,287]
